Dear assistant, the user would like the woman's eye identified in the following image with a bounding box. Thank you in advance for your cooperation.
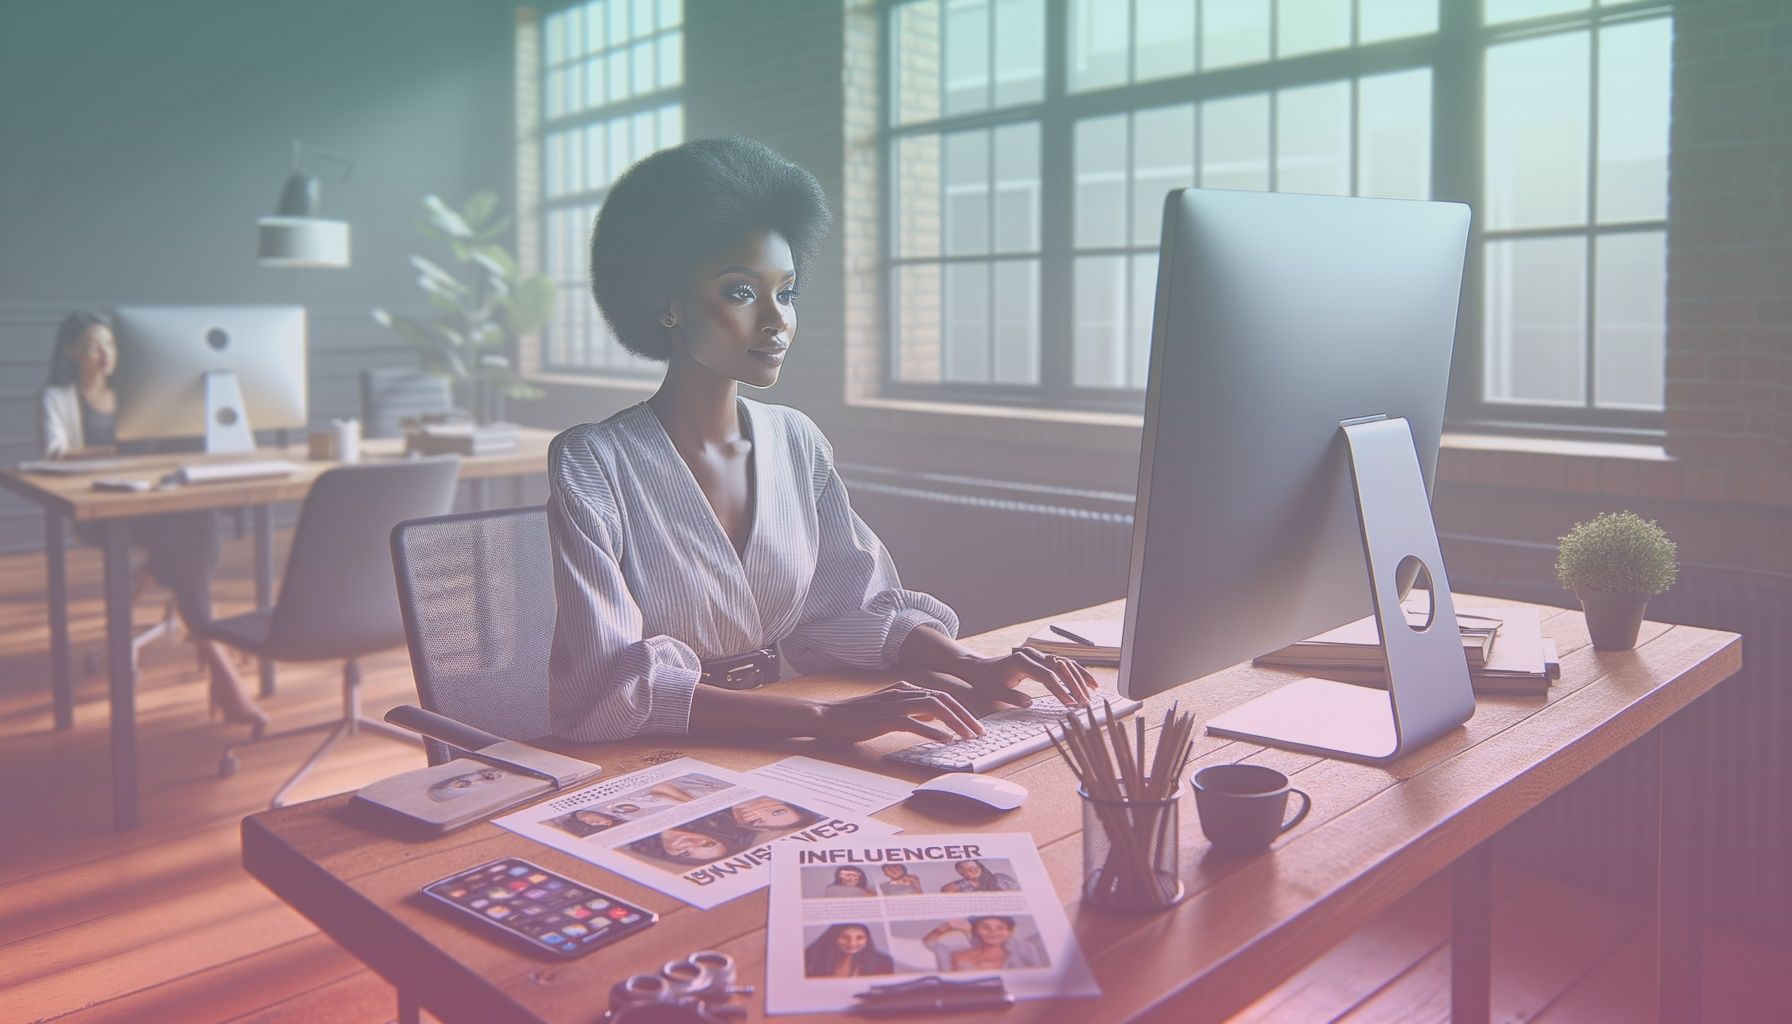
[778,288,799,305]
[725,284,755,303]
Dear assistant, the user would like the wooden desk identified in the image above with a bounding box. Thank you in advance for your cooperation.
[0,427,554,829]
[242,598,1738,1023]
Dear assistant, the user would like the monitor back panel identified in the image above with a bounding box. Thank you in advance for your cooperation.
[113,305,308,442]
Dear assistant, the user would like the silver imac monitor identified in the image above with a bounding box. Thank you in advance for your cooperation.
[113,305,308,446]
[1116,188,1474,762]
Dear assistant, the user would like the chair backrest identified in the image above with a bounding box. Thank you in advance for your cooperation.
[360,368,453,439]
[264,456,461,661]
[390,505,555,765]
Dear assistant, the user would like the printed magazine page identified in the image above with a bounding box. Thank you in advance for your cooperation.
[766,832,1101,1014]
[493,756,910,910]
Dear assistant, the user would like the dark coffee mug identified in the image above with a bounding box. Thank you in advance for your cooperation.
[1190,763,1312,854]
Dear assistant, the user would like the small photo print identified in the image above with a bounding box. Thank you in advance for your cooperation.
[913,857,1023,895]
[545,807,627,838]
[802,864,880,899]
[619,798,828,871]
[592,772,734,822]
[801,922,896,978]
[886,916,1052,973]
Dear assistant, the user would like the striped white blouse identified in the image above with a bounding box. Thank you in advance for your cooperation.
[547,396,960,742]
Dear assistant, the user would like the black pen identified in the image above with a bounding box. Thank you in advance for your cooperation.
[1051,624,1096,646]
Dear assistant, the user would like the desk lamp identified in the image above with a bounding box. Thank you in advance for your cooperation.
[257,142,352,268]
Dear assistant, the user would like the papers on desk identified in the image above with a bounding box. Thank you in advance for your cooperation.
[765,832,1100,1015]
[493,756,912,909]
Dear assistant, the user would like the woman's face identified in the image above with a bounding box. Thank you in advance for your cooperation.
[448,768,503,790]
[609,803,641,815]
[836,867,865,887]
[972,918,1013,946]
[882,865,906,880]
[734,797,803,831]
[660,826,727,862]
[72,325,116,378]
[671,230,797,389]
[834,926,869,955]
[956,861,983,880]
[574,810,616,827]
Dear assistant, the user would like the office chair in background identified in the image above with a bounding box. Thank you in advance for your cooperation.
[205,456,460,807]
[390,505,553,766]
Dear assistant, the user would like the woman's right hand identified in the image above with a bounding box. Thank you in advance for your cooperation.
[812,682,984,744]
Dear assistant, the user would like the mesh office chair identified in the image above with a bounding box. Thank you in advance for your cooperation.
[205,456,460,806]
[390,505,554,766]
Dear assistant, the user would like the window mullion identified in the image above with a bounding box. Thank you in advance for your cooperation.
[1435,0,1483,424]
[1040,0,1074,403]
[1585,24,1601,411]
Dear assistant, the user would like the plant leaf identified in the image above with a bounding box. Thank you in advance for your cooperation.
[462,190,498,228]
[422,194,474,238]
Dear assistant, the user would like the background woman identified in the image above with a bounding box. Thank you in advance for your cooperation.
[38,311,265,733]
[822,866,874,897]
[802,923,894,978]
[938,858,1020,894]
[548,137,1099,746]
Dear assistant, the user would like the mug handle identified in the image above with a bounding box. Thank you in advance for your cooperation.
[1280,789,1312,833]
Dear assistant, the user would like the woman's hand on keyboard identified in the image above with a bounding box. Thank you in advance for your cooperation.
[953,648,1099,709]
[812,682,985,744]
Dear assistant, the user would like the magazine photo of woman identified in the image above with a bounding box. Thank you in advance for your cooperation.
[425,767,505,803]
[549,807,625,838]
[921,916,1050,971]
[728,796,823,839]
[802,923,894,978]
[937,859,1020,893]
[599,773,732,821]
[821,866,874,898]
[877,863,923,896]
[621,814,759,869]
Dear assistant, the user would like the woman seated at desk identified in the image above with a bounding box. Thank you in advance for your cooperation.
[547,137,1099,744]
[38,310,267,734]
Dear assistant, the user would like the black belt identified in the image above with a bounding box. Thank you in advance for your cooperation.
[698,647,779,690]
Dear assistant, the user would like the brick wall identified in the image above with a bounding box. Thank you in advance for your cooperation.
[1664,0,1792,468]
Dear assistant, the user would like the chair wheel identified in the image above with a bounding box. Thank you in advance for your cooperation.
[218,752,238,777]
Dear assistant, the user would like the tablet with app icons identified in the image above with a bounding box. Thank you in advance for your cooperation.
[423,856,657,958]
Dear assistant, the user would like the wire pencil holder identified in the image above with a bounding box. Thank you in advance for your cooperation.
[1079,786,1186,911]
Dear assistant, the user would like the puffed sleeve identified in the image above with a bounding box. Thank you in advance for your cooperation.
[547,431,702,741]
[778,417,960,674]
[39,388,74,458]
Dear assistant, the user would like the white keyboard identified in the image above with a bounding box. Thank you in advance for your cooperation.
[169,459,299,485]
[886,695,1144,773]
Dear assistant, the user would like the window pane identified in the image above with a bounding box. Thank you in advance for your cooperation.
[545,9,567,65]
[945,262,991,382]
[608,119,630,179]
[1069,0,1128,93]
[1359,0,1438,43]
[609,0,630,45]
[545,67,565,119]
[657,104,682,148]
[1358,68,1431,200]
[584,124,606,191]
[993,122,1040,252]
[1595,231,1665,409]
[631,40,654,93]
[632,111,654,166]
[1074,256,1128,387]
[1130,253,1158,389]
[1075,115,1128,247]
[1486,31,1589,230]
[1484,236,1587,406]
[545,132,565,197]
[632,0,653,35]
[1598,18,1670,223]
[894,0,944,125]
[1484,0,1588,25]
[993,0,1044,106]
[584,56,606,109]
[1132,104,1194,245]
[895,263,944,383]
[944,130,991,255]
[1277,0,1349,58]
[1201,93,1270,191]
[658,30,682,88]
[1277,81,1350,196]
[993,260,1040,384]
[1201,0,1270,71]
[610,45,631,101]
[659,0,681,29]
[896,135,944,258]
[1136,0,1196,83]
[585,2,607,52]
[944,0,990,116]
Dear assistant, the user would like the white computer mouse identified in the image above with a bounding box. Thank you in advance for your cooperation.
[909,773,1028,812]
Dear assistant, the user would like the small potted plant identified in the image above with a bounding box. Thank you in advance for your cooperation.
[1555,511,1678,650]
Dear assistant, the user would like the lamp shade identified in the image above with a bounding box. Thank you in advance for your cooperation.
[257,216,350,268]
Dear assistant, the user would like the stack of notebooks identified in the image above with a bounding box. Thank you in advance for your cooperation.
[1028,602,1558,696]
[406,421,520,456]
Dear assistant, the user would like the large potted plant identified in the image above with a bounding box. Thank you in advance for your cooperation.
[1555,511,1679,650]
[372,192,553,424]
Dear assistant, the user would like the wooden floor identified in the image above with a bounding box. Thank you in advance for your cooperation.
[1,533,1787,1023]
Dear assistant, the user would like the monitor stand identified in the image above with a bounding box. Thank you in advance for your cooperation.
[1205,416,1476,763]
[203,370,255,454]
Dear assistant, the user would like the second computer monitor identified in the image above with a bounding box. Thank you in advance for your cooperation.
[1117,188,1471,702]
[113,305,308,443]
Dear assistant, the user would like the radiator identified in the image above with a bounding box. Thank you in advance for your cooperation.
[1448,536,1792,945]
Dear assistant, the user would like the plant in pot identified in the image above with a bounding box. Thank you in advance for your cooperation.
[372,191,553,424]
[1555,511,1678,651]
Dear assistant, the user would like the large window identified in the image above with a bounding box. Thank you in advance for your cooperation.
[883,0,1671,430]
[538,0,683,376]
